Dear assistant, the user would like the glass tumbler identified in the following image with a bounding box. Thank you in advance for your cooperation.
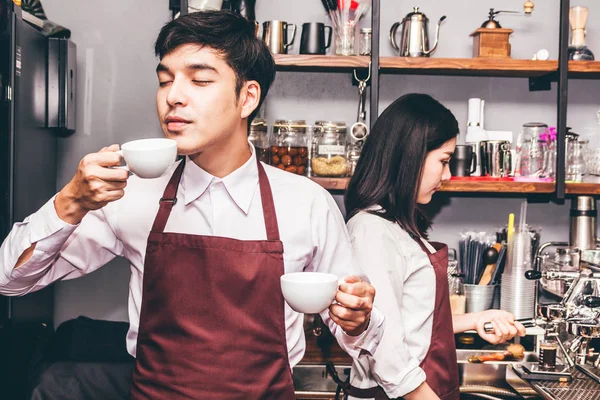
[566,140,587,182]
[335,24,356,55]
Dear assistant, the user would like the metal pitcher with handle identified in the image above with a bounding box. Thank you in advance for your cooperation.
[390,7,446,57]
[263,20,296,54]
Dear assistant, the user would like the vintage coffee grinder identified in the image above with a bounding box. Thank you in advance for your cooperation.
[470,2,535,58]
[569,5,595,61]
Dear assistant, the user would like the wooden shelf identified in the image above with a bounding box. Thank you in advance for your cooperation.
[310,177,557,194]
[565,183,600,195]
[273,55,370,72]
[273,56,600,80]
[438,180,555,193]
[309,177,600,195]
[310,177,350,190]
[569,61,600,79]
[380,57,557,78]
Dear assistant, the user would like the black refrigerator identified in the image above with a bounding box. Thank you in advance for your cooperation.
[0,1,76,397]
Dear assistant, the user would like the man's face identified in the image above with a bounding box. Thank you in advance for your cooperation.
[156,44,256,157]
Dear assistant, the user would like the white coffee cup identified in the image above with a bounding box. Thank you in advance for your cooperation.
[116,138,177,179]
[280,272,339,314]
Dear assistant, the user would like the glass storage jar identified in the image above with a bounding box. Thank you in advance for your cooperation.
[249,118,270,163]
[515,122,548,176]
[346,139,364,177]
[271,120,309,175]
[311,121,349,177]
[359,28,372,55]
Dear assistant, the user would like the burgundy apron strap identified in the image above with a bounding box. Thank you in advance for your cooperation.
[342,384,390,400]
[256,159,281,242]
[151,158,185,233]
[327,362,390,400]
[411,233,433,256]
[151,157,280,241]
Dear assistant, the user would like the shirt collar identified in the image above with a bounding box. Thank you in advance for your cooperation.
[181,142,259,215]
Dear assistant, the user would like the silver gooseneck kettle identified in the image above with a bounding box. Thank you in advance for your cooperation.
[389,7,446,57]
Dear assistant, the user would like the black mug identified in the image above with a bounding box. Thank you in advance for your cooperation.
[450,145,477,177]
[300,22,332,55]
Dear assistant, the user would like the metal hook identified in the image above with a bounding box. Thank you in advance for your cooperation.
[353,61,372,84]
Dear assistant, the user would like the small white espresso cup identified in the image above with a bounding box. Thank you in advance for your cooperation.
[115,138,177,179]
[280,272,339,314]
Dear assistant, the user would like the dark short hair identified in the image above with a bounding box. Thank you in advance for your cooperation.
[154,10,276,122]
[345,93,459,238]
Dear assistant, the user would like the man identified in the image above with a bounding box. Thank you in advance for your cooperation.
[0,10,383,399]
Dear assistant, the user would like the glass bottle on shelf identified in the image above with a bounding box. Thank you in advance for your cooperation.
[541,139,556,179]
[270,120,309,176]
[311,121,349,177]
[566,140,587,182]
[248,118,270,163]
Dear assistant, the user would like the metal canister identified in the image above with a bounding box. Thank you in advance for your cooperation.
[570,196,597,251]
[479,140,512,177]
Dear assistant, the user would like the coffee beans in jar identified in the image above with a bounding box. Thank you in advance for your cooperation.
[311,121,349,177]
[271,120,309,175]
[249,118,270,163]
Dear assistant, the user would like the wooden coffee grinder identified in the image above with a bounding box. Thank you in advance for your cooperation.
[470,2,535,58]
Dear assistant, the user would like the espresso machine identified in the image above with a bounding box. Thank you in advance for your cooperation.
[522,196,600,383]
[534,196,597,297]
[525,266,600,381]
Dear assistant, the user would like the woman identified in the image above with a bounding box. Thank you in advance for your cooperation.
[343,94,526,400]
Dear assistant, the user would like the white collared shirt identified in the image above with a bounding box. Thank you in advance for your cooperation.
[346,211,436,399]
[0,144,383,366]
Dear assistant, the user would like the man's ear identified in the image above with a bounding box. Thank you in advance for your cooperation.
[240,80,261,119]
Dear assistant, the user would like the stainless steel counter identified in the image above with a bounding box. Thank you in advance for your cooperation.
[292,350,600,399]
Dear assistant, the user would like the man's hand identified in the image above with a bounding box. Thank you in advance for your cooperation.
[55,145,129,225]
[475,309,526,345]
[329,276,375,336]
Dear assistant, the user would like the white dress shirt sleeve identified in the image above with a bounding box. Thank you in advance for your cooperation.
[348,215,427,398]
[305,189,384,360]
[0,196,124,295]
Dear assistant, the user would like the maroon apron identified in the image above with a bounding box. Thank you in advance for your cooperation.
[130,158,296,399]
[344,237,460,400]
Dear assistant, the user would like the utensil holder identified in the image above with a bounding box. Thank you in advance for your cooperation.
[464,284,497,313]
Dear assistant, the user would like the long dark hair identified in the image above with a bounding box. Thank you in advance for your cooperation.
[345,93,459,238]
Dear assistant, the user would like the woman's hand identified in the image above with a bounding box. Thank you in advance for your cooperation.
[474,310,526,344]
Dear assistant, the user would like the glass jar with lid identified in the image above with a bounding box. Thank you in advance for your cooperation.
[270,120,309,175]
[515,122,547,176]
[249,118,270,163]
[359,28,372,56]
[311,121,349,177]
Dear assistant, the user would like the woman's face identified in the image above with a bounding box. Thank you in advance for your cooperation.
[417,138,457,204]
